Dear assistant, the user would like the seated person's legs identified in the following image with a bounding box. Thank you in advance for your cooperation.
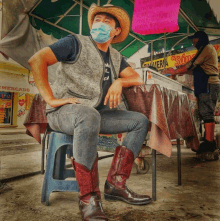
[47,103,101,170]
[99,109,152,205]
[47,104,106,219]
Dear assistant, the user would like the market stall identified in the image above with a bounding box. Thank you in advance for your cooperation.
[1,0,220,201]
[137,67,200,136]
[2,0,220,71]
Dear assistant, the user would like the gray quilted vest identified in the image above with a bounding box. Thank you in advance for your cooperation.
[46,34,127,113]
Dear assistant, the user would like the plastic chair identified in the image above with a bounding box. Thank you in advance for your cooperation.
[41,127,182,203]
[41,131,79,206]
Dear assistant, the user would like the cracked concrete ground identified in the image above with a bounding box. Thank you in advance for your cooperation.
[1,144,220,221]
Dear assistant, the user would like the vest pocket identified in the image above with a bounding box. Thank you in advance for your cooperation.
[67,90,92,100]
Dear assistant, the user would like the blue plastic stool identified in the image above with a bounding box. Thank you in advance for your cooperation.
[41,132,79,206]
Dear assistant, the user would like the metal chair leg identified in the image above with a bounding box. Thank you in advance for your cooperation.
[177,138,181,186]
[41,127,48,174]
[152,149,156,201]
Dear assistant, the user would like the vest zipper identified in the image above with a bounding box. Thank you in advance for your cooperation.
[109,56,118,82]
[109,56,129,110]
[90,36,105,108]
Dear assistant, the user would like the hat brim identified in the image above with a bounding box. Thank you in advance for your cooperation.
[188,35,195,39]
[88,4,131,44]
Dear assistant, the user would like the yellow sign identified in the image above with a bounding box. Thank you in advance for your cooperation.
[25,93,35,110]
[0,99,12,108]
[142,44,220,71]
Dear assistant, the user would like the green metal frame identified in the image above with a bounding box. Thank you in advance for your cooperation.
[28,0,220,59]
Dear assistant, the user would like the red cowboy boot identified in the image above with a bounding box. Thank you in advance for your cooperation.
[71,156,108,221]
[104,146,152,205]
[197,122,219,161]
[204,122,215,141]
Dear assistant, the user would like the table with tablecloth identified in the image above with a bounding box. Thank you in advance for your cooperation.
[24,84,199,156]
[123,84,199,156]
[24,93,47,144]
[23,84,200,201]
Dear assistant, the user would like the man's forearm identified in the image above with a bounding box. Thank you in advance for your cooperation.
[174,65,188,75]
[117,75,144,87]
[28,57,55,104]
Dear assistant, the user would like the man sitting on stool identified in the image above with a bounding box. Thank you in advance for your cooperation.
[29,4,152,221]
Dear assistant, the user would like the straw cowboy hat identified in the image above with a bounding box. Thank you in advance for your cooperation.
[88,3,131,44]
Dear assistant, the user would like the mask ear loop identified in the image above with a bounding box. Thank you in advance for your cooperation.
[106,25,114,42]
[109,26,117,42]
[111,24,122,42]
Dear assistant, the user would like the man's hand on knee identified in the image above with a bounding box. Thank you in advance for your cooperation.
[48,97,81,108]
[104,79,122,109]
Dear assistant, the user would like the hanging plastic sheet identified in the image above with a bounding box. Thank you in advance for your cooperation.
[24,94,47,144]
[123,84,199,157]
[132,0,180,35]
[0,14,59,83]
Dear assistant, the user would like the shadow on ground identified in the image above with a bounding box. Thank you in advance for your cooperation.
[1,146,220,221]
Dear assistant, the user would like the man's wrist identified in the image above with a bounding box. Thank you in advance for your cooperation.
[175,65,187,75]
[115,78,123,86]
[47,96,56,106]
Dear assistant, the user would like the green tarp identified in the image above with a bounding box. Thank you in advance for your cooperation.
[20,0,220,57]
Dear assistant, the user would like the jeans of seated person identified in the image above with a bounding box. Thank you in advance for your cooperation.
[46,104,149,170]
[197,84,220,122]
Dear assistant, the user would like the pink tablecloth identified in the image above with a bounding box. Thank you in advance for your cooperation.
[23,94,47,144]
[24,85,199,156]
[123,84,199,157]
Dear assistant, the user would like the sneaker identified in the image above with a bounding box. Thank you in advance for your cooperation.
[197,140,217,154]
[196,150,219,161]
[196,140,219,161]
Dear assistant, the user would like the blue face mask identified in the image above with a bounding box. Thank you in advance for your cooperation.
[90,22,113,43]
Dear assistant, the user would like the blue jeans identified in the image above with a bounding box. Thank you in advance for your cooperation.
[198,84,220,123]
[47,104,149,170]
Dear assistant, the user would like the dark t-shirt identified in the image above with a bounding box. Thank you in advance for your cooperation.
[49,34,130,109]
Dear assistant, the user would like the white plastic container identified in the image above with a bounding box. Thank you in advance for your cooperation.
[135,67,183,92]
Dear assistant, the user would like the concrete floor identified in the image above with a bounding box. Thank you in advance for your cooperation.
[1,143,220,221]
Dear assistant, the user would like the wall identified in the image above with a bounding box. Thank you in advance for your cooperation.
[16,93,27,128]
[0,71,38,128]
[127,44,150,69]
[0,1,39,128]
[17,89,37,128]
[15,74,38,128]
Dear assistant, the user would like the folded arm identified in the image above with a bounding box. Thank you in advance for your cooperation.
[104,67,143,108]
[117,66,144,87]
[162,65,189,76]
[163,48,209,77]
[175,65,189,76]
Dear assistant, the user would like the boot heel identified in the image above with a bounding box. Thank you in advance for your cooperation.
[104,194,117,201]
